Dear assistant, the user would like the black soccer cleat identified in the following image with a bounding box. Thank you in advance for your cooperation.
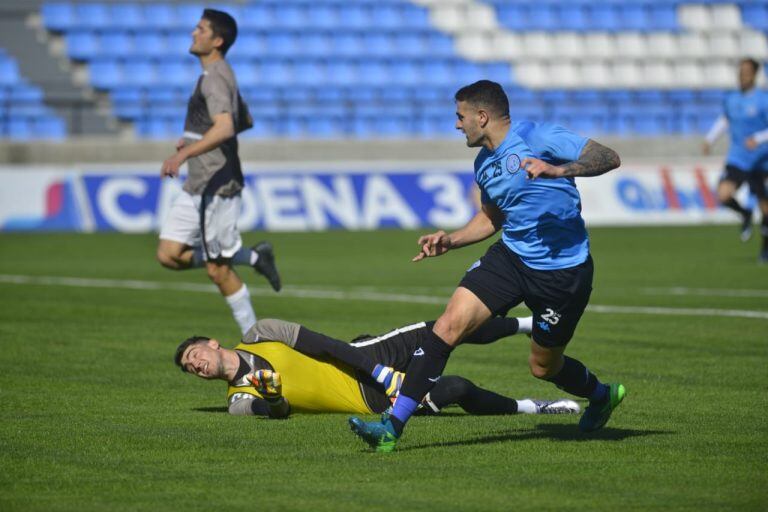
[252,241,282,292]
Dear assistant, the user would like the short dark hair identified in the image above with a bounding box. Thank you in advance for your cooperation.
[740,57,760,74]
[202,9,237,55]
[174,335,211,371]
[454,80,510,120]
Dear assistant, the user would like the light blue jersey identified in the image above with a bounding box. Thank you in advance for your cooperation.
[475,122,589,270]
[723,89,768,171]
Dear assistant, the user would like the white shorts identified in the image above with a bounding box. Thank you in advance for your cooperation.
[159,191,243,260]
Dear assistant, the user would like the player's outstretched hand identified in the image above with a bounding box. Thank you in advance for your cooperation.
[522,157,564,180]
[413,230,451,262]
[250,370,282,400]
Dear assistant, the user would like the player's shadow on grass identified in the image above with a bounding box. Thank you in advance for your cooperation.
[193,406,229,413]
[406,423,673,451]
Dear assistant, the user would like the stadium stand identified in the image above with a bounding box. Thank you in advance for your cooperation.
[29,1,768,139]
[0,48,66,139]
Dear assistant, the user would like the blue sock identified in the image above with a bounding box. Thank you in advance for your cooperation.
[389,395,420,436]
[589,383,609,403]
[231,247,253,266]
[547,356,606,402]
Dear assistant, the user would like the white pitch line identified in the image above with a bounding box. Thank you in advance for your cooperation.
[1,274,768,320]
[641,287,768,298]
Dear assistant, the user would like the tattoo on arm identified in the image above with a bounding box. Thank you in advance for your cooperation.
[559,140,621,178]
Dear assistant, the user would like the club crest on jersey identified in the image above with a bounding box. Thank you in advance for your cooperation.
[506,154,521,174]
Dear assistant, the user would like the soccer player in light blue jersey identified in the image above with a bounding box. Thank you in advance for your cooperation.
[703,58,768,261]
[349,80,623,452]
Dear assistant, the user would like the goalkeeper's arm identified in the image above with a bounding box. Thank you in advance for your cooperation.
[228,371,290,419]
[228,394,290,418]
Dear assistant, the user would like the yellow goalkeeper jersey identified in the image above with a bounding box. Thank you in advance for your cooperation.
[226,342,373,414]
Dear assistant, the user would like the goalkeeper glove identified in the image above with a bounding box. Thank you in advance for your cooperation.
[249,370,283,402]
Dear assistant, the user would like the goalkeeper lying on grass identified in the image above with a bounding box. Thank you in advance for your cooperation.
[174,316,579,418]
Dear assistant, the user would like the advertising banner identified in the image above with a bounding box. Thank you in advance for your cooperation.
[0,161,754,232]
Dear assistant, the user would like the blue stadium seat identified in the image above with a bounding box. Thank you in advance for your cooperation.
[89,58,122,89]
[41,2,76,32]
[34,116,67,139]
[176,4,208,30]
[111,87,143,119]
[362,60,393,86]
[7,118,32,140]
[166,31,192,55]
[401,5,430,29]
[648,4,678,30]
[306,4,338,29]
[365,33,396,57]
[741,4,768,31]
[131,31,169,58]
[371,5,405,28]
[331,33,364,57]
[306,116,343,138]
[156,58,196,86]
[618,4,651,31]
[338,5,372,29]
[100,32,133,57]
[143,4,176,29]
[240,4,273,30]
[527,5,559,30]
[259,60,293,85]
[496,5,527,31]
[110,3,144,30]
[297,32,332,57]
[559,5,589,31]
[393,33,427,57]
[123,60,156,86]
[425,33,455,58]
[74,3,111,30]
[0,57,20,85]
[589,4,620,31]
[265,33,298,56]
[293,60,326,86]
[271,4,307,29]
[65,31,99,60]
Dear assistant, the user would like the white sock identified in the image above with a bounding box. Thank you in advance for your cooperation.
[225,284,257,335]
[517,316,533,334]
[516,399,538,414]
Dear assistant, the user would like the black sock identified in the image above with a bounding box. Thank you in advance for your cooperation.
[545,356,603,400]
[294,326,376,375]
[722,197,750,218]
[429,376,518,415]
[390,331,454,435]
[462,317,520,345]
[762,217,768,251]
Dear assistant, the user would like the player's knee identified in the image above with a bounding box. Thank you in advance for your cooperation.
[205,263,230,284]
[433,314,466,345]
[443,376,473,397]
[716,185,733,204]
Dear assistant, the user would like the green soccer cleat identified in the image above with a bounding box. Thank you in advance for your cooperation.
[348,417,399,453]
[578,383,626,433]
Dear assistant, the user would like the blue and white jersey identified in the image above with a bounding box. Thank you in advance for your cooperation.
[474,122,589,270]
[723,89,768,171]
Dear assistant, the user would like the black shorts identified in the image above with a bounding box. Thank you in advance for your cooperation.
[459,240,593,348]
[351,321,432,413]
[722,164,768,199]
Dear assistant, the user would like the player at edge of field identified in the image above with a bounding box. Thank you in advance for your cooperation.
[175,316,582,418]
[156,9,282,335]
[702,57,768,262]
[349,80,624,452]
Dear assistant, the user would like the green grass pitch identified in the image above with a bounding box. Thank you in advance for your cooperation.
[0,226,766,511]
